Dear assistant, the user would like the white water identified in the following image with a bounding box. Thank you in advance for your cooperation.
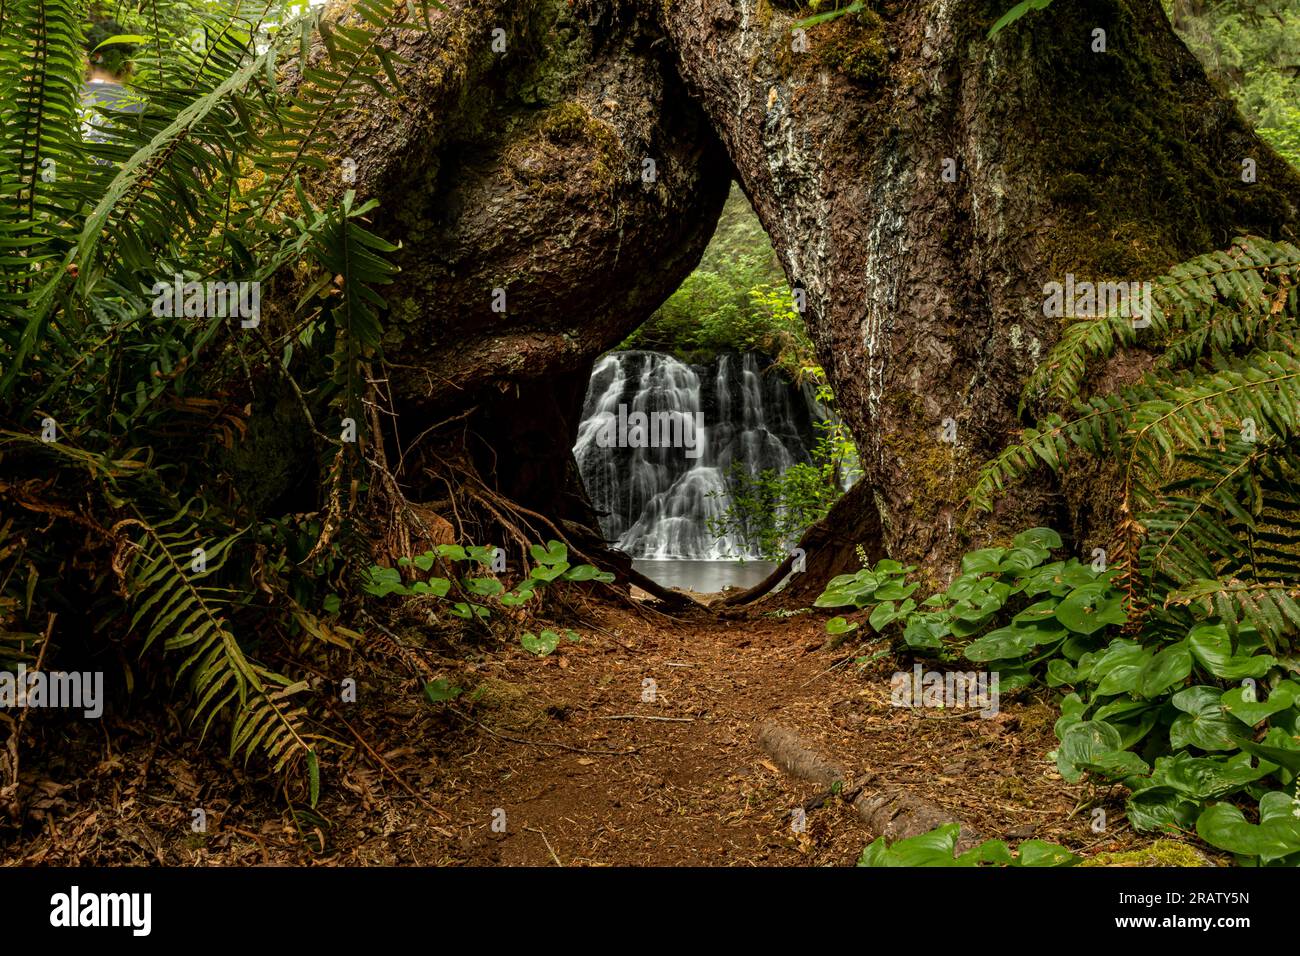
[574,350,815,561]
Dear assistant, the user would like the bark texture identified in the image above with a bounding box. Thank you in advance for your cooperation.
[326,0,731,517]
[334,0,1300,579]
[624,0,1300,579]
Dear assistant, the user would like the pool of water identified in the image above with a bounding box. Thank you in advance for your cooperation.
[633,559,779,594]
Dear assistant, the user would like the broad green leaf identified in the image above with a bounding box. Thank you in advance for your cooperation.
[423,678,463,703]
[1221,680,1300,726]
[826,616,860,636]
[1187,623,1276,680]
[521,629,562,656]
[1170,686,1239,752]
[1136,641,1192,699]
[1055,583,1126,635]
[1197,793,1300,862]
[1057,720,1123,783]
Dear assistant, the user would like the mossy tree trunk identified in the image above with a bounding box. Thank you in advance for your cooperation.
[321,0,731,541]
[331,0,1299,581]
[624,0,1300,580]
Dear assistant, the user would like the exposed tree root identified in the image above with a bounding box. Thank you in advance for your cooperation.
[757,722,982,852]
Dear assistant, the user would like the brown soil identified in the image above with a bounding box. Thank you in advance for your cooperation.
[2,598,1163,867]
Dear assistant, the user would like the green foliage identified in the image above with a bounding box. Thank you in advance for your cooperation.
[857,822,1078,867]
[972,237,1300,652]
[0,0,430,791]
[624,185,796,362]
[987,0,1054,38]
[364,540,611,656]
[1173,0,1300,168]
[818,523,1300,864]
[793,0,864,30]
[706,455,842,561]
[706,368,859,560]
[818,530,1118,682]
[826,237,1300,864]
[422,678,462,704]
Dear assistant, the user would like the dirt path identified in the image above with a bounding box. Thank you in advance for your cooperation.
[5,601,1144,866]
[360,603,1128,866]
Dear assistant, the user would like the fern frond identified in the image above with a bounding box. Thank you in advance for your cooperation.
[1165,579,1300,653]
[114,508,316,771]
[1025,237,1300,407]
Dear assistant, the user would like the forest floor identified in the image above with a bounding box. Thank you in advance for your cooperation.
[3,593,1178,866]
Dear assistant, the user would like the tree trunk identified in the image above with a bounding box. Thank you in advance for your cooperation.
[332,0,1300,583]
[626,0,1300,583]
[323,0,732,525]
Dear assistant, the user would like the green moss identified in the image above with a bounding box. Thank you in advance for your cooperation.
[1028,0,1299,282]
[1082,840,1212,867]
[813,11,890,87]
[539,100,597,143]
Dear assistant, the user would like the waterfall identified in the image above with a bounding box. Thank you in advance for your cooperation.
[573,350,817,559]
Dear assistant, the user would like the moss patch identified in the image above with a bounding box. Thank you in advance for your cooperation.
[469,677,570,731]
[812,10,890,88]
[1082,840,1212,867]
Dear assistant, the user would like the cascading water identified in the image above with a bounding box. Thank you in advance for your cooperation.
[574,350,818,562]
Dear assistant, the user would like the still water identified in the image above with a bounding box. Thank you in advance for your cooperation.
[633,559,778,594]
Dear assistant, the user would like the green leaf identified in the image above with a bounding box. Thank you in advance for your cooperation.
[826,616,860,636]
[1011,527,1063,551]
[960,548,1006,574]
[521,629,562,656]
[1170,686,1240,752]
[1125,787,1200,834]
[423,678,463,703]
[987,0,1054,39]
[306,749,320,809]
[362,566,405,597]
[794,0,864,30]
[1188,624,1276,680]
[964,625,1045,662]
[857,823,971,867]
[529,564,569,582]
[1136,641,1192,699]
[93,34,151,50]
[463,577,504,597]
[530,540,568,566]
[1149,751,1274,801]
[408,577,450,598]
[1054,583,1126,635]
[1012,840,1079,867]
[1221,681,1300,727]
[1196,793,1300,863]
[1057,720,1123,783]
[1078,750,1151,781]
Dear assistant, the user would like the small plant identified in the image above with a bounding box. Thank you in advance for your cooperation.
[363,540,612,656]
[857,823,1078,867]
[816,529,1121,692]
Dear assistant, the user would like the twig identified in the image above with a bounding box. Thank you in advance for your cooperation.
[1076,822,1133,855]
[327,703,451,820]
[799,640,874,688]
[597,714,695,723]
[525,826,564,866]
